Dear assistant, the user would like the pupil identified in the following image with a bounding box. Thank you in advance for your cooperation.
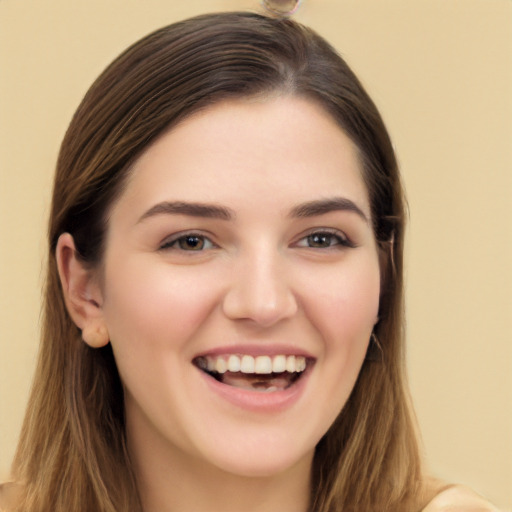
[309,234,330,247]
[180,236,203,250]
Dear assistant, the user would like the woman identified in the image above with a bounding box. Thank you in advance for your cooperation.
[0,11,500,512]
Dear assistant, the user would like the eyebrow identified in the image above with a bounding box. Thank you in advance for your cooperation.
[137,201,234,223]
[137,197,368,224]
[289,197,369,223]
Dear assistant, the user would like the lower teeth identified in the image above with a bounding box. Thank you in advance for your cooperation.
[209,370,300,391]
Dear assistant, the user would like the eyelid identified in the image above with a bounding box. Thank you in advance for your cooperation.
[293,227,356,249]
[159,231,216,251]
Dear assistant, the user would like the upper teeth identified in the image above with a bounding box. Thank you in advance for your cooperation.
[197,354,307,374]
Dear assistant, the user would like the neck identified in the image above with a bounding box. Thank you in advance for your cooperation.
[137,460,311,512]
[127,417,312,512]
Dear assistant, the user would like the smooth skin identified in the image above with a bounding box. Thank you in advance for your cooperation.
[57,96,381,512]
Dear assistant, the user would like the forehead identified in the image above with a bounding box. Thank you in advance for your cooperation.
[111,96,370,222]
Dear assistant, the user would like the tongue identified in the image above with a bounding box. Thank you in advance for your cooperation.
[220,371,293,392]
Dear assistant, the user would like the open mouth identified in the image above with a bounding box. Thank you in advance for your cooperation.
[194,354,311,393]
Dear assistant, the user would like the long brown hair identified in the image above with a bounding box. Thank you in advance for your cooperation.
[11,12,428,511]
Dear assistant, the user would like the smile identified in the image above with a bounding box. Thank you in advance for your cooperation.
[194,354,310,392]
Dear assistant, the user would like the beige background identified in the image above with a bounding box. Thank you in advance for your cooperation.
[1,0,511,508]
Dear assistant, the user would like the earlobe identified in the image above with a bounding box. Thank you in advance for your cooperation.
[56,233,110,348]
[81,323,110,348]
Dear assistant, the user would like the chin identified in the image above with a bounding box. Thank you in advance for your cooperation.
[214,453,312,479]
[197,433,316,479]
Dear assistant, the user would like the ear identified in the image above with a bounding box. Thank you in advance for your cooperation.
[56,233,110,348]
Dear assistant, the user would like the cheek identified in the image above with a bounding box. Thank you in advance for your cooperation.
[101,257,220,353]
[301,257,381,345]
[297,253,380,406]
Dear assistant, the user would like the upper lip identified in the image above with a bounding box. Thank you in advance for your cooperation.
[192,344,315,360]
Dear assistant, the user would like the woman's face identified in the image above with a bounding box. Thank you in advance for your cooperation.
[97,96,381,478]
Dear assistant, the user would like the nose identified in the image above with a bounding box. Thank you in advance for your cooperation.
[222,247,298,327]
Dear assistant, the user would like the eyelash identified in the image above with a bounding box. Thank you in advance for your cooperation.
[159,232,216,252]
[294,229,356,250]
[159,229,355,252]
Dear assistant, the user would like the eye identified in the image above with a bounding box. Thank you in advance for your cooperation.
[160,233,215,251]
[295,230,355,249]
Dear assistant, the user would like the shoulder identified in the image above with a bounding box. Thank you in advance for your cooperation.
[421,485,503,512]
[0,482,21,511]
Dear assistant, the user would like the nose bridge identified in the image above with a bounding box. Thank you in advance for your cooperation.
[222,242,297,326]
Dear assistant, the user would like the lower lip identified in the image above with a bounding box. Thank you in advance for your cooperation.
[197,366,312,413]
